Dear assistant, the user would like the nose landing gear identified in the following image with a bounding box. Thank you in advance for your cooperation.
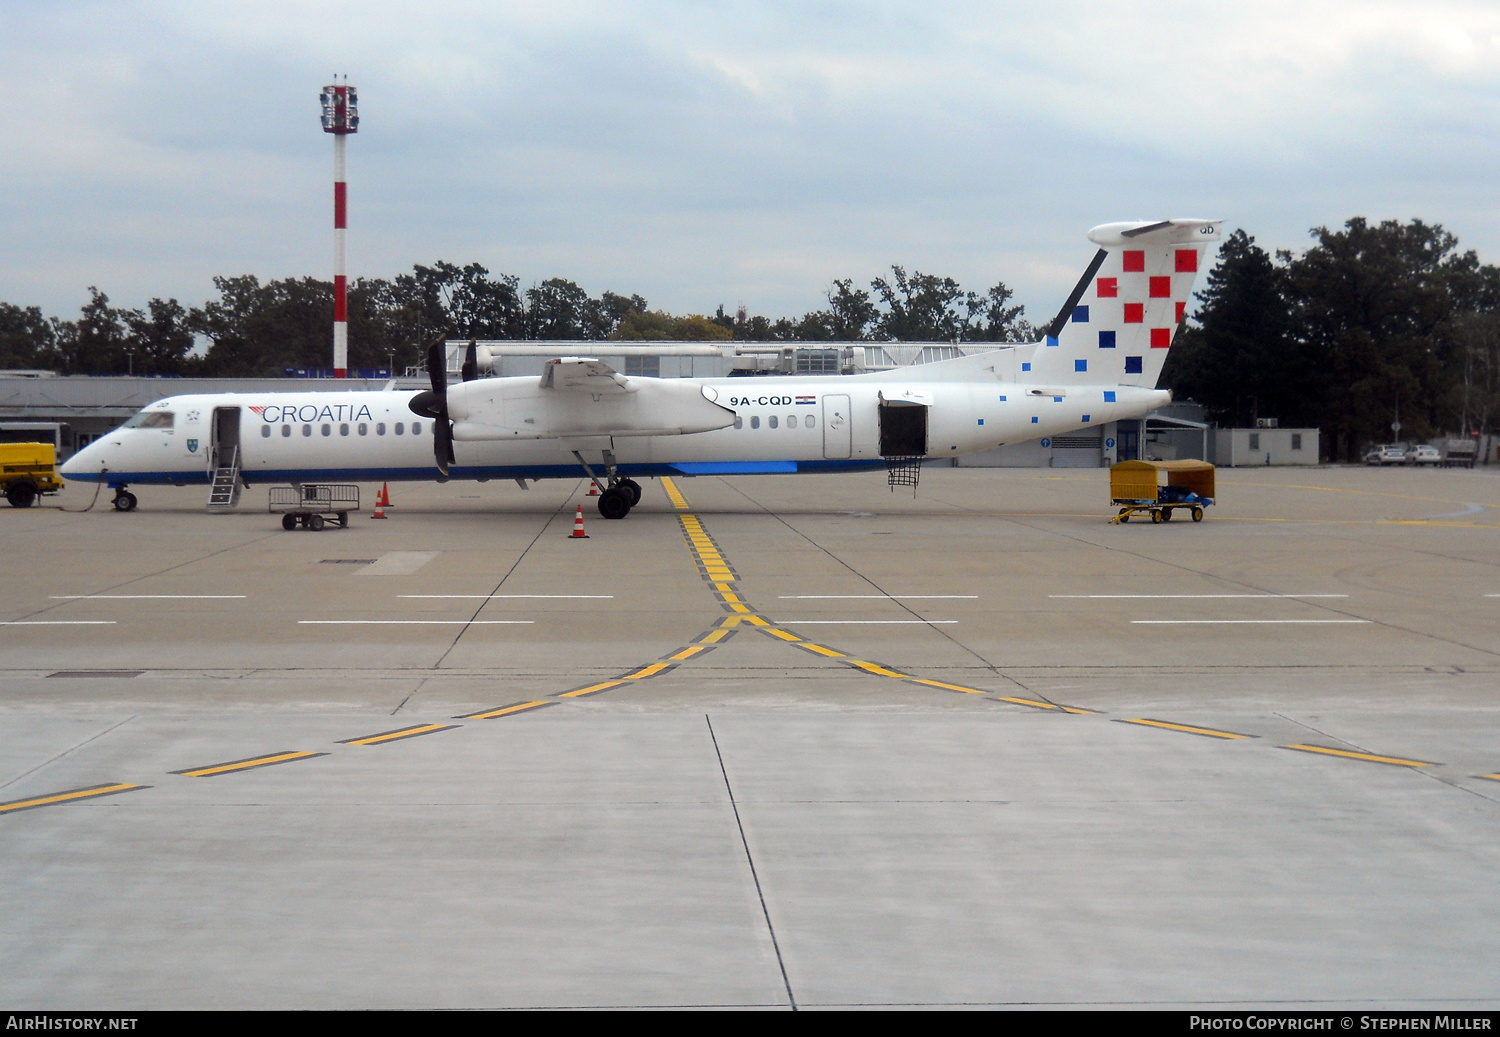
[110,487,138,512]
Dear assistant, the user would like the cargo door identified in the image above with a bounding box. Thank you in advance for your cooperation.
[878,393,928,457]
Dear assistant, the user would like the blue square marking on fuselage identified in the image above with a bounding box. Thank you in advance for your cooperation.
[1074,305,1089,323]
[1031,416,1039,424]
[1021,363,1031,372]
[1104,390,1116,403]
[1046,336,1059,347]
[1125,356,1142,374]
[1075,359,1087,372]
[1099,330,1116,348]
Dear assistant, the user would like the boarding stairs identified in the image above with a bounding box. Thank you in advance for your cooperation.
[207,447,242,511]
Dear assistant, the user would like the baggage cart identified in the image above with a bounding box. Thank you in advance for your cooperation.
[1109,460,1215,524]
[268,484,359,530]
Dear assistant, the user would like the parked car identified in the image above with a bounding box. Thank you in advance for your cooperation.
[1365,445,1405,465]
[1405,445,1441,465]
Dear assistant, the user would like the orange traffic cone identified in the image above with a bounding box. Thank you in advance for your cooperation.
[372,498,387,520]
[587,480,600,496]
[569,504,589,539]
[379,482,392,507]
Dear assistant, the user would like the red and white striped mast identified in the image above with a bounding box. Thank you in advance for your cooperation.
[320,78,359,377]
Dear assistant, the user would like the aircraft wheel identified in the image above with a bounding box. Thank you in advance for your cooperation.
[309,514,325,531]
[598,488,631,520]
[1192,506,1204,522]
[618,479,642,506]
[6,482,36,508]
[281,514,297,531]
[113,491,137,512]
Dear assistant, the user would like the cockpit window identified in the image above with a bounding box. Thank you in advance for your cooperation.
[124,411,174,430]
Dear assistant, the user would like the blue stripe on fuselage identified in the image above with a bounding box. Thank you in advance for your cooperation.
[63,458,892,486]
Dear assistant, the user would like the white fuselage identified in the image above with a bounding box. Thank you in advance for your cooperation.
[60,373,1167,487]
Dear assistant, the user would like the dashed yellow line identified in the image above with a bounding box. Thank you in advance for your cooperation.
[459,700,554,720]
[911,678,986,695]
[1282,743,1431,767]
[850,660,910,679]
[1478,773,1500,782]
[765,628,802,642]
[341,723,456,746]
[798,642,844,658]
[1122,718,1252,740]
[562,680,626,698]
[0,782,147,815]
[175,750,326,778]
[661,476,690,510]
[670,644,707,661]
[996,696,1059,711]
[624,662,671,680]
[700,626,734,644]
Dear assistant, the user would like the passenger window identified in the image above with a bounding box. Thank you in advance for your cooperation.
[377,423,386,435]
[321,424,331,436]
[750,416,760,429]
[302,424,312,437]
[786,414,795,429]
[260,426,270,438]
[734,416,743,429]
[804,414,815,429]
[339,423,349,436]
[358,423,367,436]
[281,425,291,438]
[395,422,405,435]
[769,416,778,429]
[412,422,422,435]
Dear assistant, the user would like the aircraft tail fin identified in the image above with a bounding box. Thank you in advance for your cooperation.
[1029,219,1222,388]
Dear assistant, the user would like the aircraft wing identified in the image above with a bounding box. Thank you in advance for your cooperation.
[538,357,634,395]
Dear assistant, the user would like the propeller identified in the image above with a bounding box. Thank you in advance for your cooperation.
[407,332,455,476]
[461,338,479,382]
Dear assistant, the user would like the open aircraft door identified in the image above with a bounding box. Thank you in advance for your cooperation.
[878,390,931,457]
[210,407,242,471]
[823,394,851,459]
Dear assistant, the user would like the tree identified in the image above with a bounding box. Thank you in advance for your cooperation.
[1284,218,1474,457]
[0,303,57,370]
[1161,229,1304,427]
[122,298,195,374]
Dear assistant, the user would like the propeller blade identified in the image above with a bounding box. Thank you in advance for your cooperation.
[461,338,479,382]
[424,336,455,476]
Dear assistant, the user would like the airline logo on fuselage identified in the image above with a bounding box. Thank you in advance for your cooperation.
[249,403,375,423]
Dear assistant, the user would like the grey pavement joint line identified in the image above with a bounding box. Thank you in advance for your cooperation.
[433,489,576,668]
[705,714,796,1011]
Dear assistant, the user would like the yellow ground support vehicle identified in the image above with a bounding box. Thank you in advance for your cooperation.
[1110,459,1215,524]
[0,443,62,508]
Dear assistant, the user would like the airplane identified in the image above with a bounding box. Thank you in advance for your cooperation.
[60,219,1222,517]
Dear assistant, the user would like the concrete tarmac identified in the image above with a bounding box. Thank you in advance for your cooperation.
[1,466,1498,1009]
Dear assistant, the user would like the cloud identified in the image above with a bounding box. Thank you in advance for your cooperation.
[2,1,1498,323]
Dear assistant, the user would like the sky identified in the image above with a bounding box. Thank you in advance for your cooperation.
[3,1,1499,328]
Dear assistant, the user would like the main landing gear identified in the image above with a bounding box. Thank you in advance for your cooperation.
[597,478,642,520]
[110,487,137,512]
[572,449,642,521]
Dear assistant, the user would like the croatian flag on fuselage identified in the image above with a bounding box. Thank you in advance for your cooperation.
[796,395,816,405]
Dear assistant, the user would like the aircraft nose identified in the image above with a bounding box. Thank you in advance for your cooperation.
[60,440,105,480]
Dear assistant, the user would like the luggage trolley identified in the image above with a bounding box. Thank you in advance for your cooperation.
[1109,460,1215,524]
[268,484,359,531]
